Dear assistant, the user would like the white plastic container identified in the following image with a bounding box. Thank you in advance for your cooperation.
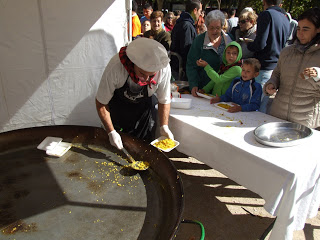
[171,98,192,109]
[37,136,72,157]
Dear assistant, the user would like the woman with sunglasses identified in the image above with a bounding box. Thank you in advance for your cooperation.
[164,12,175,32]
[234,10,258,59]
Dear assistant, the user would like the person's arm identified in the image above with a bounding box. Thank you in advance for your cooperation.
[247,11,271,52]
[96,99,123,149]
[156,65,174,139]
[95,99,114,133]
[204,65,242,85]
[158,103,174,139]
[158,103,170,126]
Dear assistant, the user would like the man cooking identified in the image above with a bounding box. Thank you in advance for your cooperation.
[95,38,174,150]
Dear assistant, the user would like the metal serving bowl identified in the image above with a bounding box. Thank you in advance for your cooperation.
[254,122,313,147]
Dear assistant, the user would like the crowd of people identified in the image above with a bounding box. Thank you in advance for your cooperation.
[95,0,320,150]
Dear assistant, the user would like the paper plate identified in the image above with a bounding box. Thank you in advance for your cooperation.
[37,136,63,151]
[213,102,234,111]
[196,92,214,99]
[46,142,72,157]
[151,136,180,152]
[37,136,71,157]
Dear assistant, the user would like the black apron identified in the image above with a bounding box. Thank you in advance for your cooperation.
[108,76,157,141]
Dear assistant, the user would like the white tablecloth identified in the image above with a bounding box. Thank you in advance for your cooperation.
[168,94,320,240]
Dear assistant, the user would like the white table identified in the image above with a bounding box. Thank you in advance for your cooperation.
[168,94,320,240]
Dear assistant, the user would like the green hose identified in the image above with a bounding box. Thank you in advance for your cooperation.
[181,219,205,240]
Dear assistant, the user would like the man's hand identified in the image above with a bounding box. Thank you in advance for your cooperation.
[265,83,276,95]
[160,125,174,140]
[210,94,220,104]
[108,130,123,149]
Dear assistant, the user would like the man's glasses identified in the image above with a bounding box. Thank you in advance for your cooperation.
[239,19,248,24]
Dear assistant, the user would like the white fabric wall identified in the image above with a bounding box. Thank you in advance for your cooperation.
[0,0,128,133]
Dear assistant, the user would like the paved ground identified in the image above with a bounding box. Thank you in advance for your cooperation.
[164,150,320,240]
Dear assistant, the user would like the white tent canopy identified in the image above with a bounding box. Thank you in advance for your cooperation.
[0,0,129,132]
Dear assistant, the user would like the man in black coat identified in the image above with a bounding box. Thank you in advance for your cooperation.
[170,0,202,81]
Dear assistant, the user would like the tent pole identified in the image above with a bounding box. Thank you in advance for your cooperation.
[128,0,132,43]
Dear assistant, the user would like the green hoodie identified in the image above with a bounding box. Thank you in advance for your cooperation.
[202,41,242,96]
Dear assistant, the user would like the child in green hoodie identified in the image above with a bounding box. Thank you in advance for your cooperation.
[196,41,242,96]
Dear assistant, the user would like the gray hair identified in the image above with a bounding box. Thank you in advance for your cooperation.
[205,10,225,27]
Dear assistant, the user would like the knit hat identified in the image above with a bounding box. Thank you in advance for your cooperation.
[126,38,170,72]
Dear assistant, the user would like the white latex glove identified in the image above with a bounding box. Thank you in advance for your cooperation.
[108,130,123,150]
[160,125,174,140]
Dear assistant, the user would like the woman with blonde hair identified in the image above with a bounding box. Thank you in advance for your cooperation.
[234,10,258,59]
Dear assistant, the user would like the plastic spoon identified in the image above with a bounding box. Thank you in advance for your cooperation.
[121,147,149,171]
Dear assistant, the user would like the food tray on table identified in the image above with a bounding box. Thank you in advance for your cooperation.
[254,122,313,147]
[196,92,214,99]
[213,102,233,111]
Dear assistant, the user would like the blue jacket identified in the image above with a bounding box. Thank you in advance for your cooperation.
[170,12,197,72]
[247,6,290,70]
[220,77,262,112]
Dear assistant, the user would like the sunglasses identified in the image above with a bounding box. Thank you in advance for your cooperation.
[239,20,248,24]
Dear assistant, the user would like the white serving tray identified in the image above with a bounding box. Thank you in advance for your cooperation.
[150,136,180,152]
[171,98,192,109]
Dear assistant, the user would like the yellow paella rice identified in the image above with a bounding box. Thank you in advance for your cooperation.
[217,103,231,109]
[154,138,175,150]
[132,161,150,170]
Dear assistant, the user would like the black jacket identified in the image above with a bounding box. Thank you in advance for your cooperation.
[247,6,290,70]
[170,12,197,73]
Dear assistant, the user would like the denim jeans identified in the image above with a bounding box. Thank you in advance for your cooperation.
[255,70,273,113]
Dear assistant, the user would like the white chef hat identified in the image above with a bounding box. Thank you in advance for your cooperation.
[126,38,170,72]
